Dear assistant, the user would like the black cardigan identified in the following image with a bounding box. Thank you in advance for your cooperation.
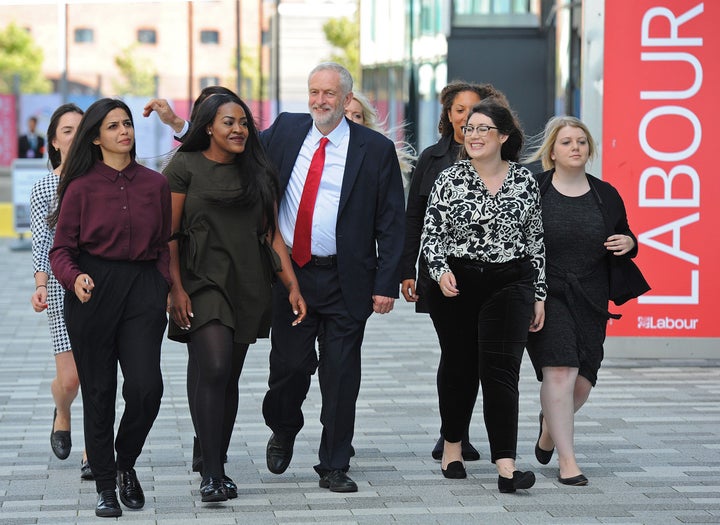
[535,169,650,305]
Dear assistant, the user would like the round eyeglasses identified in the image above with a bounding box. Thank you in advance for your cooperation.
[461,124,498,136]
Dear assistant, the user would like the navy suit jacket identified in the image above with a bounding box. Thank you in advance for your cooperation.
[261,113,405,321]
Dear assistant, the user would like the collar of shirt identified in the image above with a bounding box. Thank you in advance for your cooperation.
[309,115,349,148]
[93,159,139,182]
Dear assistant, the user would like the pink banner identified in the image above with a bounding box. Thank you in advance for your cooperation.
[0,95,17,165]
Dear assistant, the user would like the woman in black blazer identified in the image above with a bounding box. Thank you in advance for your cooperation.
[525,116,649,486]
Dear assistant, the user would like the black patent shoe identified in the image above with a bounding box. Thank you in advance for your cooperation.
[200,476,228,502]
[498,470,536,493]
[222,475,238,499]
[117,468,145,509]
[80,458,94,480]
[50,408,71,460]
[95,489,122,518]
[441,460,467,479]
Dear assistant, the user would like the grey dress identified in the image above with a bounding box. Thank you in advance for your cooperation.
[525,184,610,386]
[164,151,273,344]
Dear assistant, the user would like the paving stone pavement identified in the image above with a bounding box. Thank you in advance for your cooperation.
[0,237,718,524]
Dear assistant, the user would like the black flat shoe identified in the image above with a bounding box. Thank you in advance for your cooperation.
[498,470,536,493]
[535,411,554,465]
[441,460,467,479]
[117,468,144,509]
[431,435,443,460]
[95,489,122,518]
[319,469,358,492]
[200,476,228,502]
[222,475,238,499]
[50,408,71,460]
[80,458,94,480]
[558,473,588,486]
[266,433,294,474]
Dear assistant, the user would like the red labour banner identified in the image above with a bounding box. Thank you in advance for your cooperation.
[0,95,17,165]
[603,1,718,337]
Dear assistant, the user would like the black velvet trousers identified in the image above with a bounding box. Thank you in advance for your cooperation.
[429,256,534,462]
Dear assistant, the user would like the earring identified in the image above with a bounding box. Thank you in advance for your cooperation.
[207,131,212,135]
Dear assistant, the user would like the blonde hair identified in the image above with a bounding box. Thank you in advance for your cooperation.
[351,91,417,179]
[524,116,597,170]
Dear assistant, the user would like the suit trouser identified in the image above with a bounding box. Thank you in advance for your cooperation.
[262,262,366,472]
[64,253,167,492]
[429,256,534,462]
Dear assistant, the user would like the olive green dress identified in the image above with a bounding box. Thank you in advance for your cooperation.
[164,151,273,344]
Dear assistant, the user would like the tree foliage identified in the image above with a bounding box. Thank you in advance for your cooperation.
[113,44,157,97]
[0,22,51,94]
[323,14,360,83]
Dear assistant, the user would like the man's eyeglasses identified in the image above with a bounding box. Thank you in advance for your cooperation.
[461,124,498,136]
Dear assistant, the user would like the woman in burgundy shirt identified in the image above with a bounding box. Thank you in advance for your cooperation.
[49,98,171,518]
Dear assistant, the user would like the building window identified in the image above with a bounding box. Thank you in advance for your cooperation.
[137,29,157,44]
[200,30,220,44]
[74,28,94,43]
[453,0,541,27]
[200,76,220,90]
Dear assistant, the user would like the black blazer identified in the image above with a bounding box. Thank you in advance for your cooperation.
[399,135,460,312]
[18,134,44,159]
[535,169,650,305]
[260,113,406,321]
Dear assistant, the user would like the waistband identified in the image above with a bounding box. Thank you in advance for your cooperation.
[287,247,337,267]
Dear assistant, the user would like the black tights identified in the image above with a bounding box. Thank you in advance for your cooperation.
[187,321,248,478]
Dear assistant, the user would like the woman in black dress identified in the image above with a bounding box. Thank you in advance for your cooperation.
[525,116,649,486]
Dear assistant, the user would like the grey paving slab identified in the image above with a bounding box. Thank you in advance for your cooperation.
[0,237,719,524]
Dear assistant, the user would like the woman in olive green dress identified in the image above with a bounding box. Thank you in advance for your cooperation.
[164,92,306,502]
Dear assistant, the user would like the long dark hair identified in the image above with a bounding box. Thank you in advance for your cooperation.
[460,98,524,162]
[179,92,279,235]
[438,81,509,137]
[48,98,136,228]
[46,103,84,170]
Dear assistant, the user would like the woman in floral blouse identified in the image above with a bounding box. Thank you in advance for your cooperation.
[421,98,546,493]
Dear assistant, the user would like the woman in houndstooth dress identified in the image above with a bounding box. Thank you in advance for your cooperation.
[29,103,92,480]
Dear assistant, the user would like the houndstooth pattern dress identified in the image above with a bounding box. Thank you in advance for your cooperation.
[31,172,72,355]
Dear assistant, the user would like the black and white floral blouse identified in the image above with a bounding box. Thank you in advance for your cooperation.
[421,160,547,301]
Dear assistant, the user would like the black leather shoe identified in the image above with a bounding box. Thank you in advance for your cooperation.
[95,489,122,518]
[535,411,554,465]
[498,470,536,493]
[266,433,294,474]
[558,473,588,486]
[319,469,358,492]
[50,408,71,460]
[117,468,144,509]
[441,460,467,479]
[80,458,94,480]
[200,476,228,502]
[222,475,238,499]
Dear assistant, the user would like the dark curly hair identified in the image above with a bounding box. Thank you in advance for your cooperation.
[438,81,509,137]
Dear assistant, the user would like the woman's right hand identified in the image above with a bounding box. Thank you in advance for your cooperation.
[439,272,459,297]
[401,279,418,302]
[169,286,193,330]
[30,287,48,312]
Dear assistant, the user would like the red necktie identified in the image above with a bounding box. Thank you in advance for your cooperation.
[292,137,329,267]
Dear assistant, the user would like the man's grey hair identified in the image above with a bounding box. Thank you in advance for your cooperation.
[308,62,353,96]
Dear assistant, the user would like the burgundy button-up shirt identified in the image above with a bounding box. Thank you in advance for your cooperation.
[50,159,172,290]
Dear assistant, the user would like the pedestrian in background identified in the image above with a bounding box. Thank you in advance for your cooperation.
[49,98,172,518]
[164,91,306,502]
[421,98,546,492]
[524,116,649,486]
[19,116,45,158]
[29,103,92,480]
[401,81,509,462]
[260,62,405,493]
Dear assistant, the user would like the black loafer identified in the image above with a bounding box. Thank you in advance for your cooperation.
[266,433,294,474]
[95,489,122,518]
[558,473,588,486]
[535,411,554,465]
[222,475,238,499]
[50,409,71,460]
[200,476,228,502]
[498,470,536,493]
[319,469,358,492]
[80,458,94,480]
[117,468,144,509]
[441,460,467,479]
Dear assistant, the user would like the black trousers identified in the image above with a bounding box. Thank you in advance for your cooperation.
[64,253,168,492]
[429,256,534,462]
[262,262,366,473]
